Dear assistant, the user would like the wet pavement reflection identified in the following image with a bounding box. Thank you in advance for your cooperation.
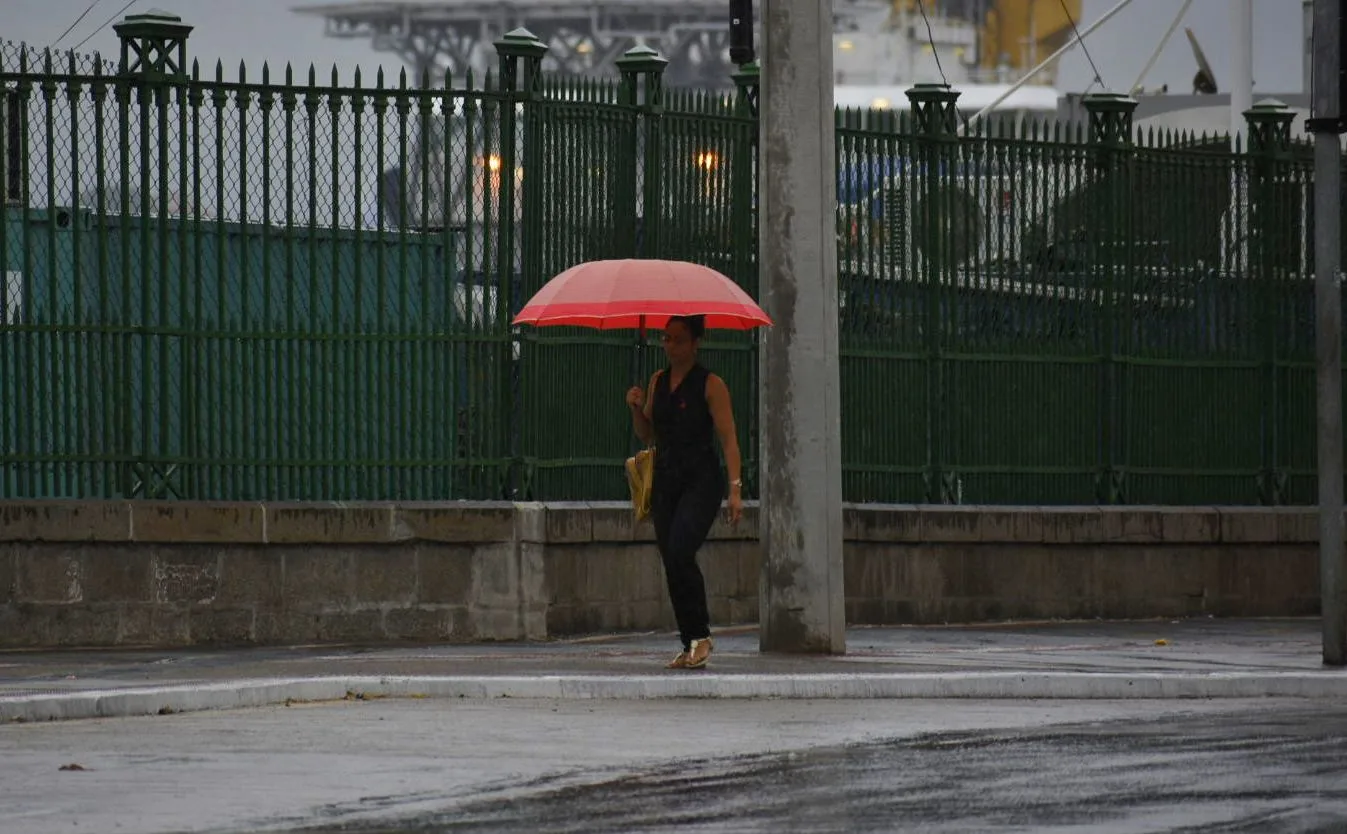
[305,706,1347,834]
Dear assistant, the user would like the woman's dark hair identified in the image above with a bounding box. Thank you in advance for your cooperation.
[667,314,706,341]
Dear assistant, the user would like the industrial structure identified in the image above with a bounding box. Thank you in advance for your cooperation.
[293,0,1082,90]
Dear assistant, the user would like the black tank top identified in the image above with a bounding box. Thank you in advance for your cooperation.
[651,363,719,478]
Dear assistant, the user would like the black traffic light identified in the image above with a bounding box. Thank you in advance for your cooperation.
[729,0,754,66]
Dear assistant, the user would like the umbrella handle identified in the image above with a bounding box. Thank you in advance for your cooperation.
[631,315,646,388]
[629,315,647,456]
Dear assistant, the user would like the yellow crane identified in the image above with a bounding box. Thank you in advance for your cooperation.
[889,0,1084,83]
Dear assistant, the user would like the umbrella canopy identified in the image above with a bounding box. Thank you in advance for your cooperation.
[512,259,771,331]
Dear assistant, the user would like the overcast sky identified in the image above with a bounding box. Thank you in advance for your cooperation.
[1,0,1310,94]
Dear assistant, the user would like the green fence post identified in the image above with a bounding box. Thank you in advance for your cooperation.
[732,60,760,118]
[113,10,193,499]
[1245,100,1297,505]
[0,52,28,498]
[506,29,550,291]
[114,10,192,81]
[494,28,547,499]
[612,47,668,468]
[616,46,668,261]
[1082,92,1137,505]
[730,59,760,273]
[905,83,959,504]
[731,60,760,499]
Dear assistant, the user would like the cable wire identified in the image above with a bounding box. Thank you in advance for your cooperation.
[914,0,950,87]
[1059,0,1105,91]
[71,0,138,52]
[52,0,102,48]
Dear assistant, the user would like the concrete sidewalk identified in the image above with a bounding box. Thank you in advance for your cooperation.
[2,617,1345,722]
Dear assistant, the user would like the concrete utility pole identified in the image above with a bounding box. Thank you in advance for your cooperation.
[758,0,846,654]
[1308,0,1345,667]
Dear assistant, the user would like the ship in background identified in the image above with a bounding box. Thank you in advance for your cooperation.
[832,0,1075,132]
[296,0,1076,126]
[292,0,1080,233]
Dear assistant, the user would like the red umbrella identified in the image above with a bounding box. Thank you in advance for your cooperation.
[512,259,771,332]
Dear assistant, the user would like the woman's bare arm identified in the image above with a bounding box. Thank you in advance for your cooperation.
[631,371,661,446]
[706,374,741,488]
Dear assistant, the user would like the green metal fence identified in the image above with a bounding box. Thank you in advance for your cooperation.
[0,22,524,499]
[836,90,1330,505]
[0,14,1338,505]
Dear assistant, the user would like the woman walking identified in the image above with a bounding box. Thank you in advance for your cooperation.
[625,314,743,670]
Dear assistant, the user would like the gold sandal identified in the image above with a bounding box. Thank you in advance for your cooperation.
[666,650,691,669]
[685,637,713,669]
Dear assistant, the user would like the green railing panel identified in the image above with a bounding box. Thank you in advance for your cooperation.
[650,90,760,497]
[0,38,518,500]
[514,79,635,501]
[1121,362,1265,504]
[839,353,927,504]
[1282,363,1320,505]
[944,356,1101,505]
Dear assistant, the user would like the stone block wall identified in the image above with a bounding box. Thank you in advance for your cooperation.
[0,501,1324,648]
[0,501,538,647]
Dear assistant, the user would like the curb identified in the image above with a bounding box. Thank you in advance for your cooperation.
[3,672,1347,722]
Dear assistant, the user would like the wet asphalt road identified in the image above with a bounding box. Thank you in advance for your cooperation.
[306,706,1347,834]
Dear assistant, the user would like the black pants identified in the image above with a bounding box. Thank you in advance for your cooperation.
[651,465,724,650]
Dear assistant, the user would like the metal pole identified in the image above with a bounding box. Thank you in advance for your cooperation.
[758,0,846,654]
[1130,0,1193,95]
[1309,0,1344,666]
[1306,0,1316,95]
[1226,0,1254,284]
[1230,0,1253,148]
[963,0,1137,132]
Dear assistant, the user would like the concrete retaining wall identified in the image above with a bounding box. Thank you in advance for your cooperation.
[0,501,1322,648]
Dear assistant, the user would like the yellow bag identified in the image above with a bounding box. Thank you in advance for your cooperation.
[625,447,655,520]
